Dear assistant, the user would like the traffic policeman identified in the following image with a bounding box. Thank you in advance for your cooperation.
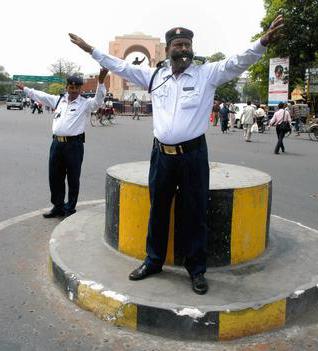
[69,15,283,294]
[16,69,108,218]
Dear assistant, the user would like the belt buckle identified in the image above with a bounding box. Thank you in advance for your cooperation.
[163,144,177,155]
[57,136,67,142]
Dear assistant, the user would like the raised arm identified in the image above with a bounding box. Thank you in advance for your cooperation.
[69,33,153,89]
[206,15,284,87]
[16,81,59,109]
[87,68,108,111]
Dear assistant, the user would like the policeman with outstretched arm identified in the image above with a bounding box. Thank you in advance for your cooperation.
[69,15,283,294]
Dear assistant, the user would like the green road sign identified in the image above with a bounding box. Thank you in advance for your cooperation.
[12,75,65,83]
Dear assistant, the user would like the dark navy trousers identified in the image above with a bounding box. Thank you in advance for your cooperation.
[49,139,84,212]
[274,127,286,154]
[145,137,209,277]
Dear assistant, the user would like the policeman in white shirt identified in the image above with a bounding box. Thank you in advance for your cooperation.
[16,69,108,218]
[69,15,284,295]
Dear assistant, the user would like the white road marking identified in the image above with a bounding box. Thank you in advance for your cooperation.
[272,215,318,234]
[0,199,104,231]
[0,204,317,238]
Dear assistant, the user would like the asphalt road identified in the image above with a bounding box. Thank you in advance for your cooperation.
[0,106,318,351]
[1,106,317,228]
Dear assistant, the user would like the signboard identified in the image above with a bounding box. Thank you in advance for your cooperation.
[268,57,289,106]
[306,68,318,94]
[12,75,65,83]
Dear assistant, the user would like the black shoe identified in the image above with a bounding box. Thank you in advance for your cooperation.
[42,208,65,218]
[64,209,76,217]
[129,263,162,281]
[191,273,208,295]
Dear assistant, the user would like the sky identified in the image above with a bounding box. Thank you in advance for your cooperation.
[1,0,266,77]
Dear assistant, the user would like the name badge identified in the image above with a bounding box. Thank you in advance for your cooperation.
[70,109,76,112]
[183,87,194,91]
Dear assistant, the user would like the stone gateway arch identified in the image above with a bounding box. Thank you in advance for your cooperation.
[108,32,166,99]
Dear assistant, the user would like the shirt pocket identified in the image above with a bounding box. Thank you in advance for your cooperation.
[152,86,169,109]
[180,89,200,109]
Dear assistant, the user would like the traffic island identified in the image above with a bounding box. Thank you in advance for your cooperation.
[49,162,318,340]
[105,162,271,267]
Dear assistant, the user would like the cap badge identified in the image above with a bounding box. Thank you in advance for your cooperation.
[176,28,181,34]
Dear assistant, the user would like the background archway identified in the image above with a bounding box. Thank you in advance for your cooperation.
[108,32,165,100]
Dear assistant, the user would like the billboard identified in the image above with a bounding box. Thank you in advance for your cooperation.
[268,57,289,106]
[306,68,318,94]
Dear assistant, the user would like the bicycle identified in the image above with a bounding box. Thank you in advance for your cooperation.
[290,117,318,141]
[90,107,115,127]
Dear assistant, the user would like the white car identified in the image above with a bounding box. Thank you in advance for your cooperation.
[6,94,23,110]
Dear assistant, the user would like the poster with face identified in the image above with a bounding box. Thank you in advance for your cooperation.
[268,57,289,106]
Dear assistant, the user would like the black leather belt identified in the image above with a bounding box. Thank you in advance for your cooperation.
[53,133,85,143]
[155,135,205,155]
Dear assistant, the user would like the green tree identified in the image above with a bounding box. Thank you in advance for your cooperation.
[206,52,226,62]
[0,65,13,95]
[243,79,266,102]
[48,83,65,95]
[206,52,239,102]
[249,0,318,100]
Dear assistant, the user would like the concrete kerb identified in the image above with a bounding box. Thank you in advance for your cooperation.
[49,205,318,341]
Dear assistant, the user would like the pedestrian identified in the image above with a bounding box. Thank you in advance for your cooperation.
[69,14,284,295]
[132,98,141,120]
[32,101,42,114]
[290,101,300,136]
[255,103,266,132]
[104,96,114,123]
[211,100,220,126]
[269,101,291,154]
[219,103,230,133]
[228,102,236,131]
[16,69,108,218]
[241,101,256,142]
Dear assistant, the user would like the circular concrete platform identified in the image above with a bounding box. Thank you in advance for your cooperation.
[105,162,272,267]
[50,204,318,341]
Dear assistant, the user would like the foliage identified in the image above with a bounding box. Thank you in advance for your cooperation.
[49,58,82,78]
[249,0,318,100]
[243,79,267,103]
[206,52,226,62]
[0,65,13,95]
[0,65,11,81]
[206,52,239,102]
[48,83,65,95]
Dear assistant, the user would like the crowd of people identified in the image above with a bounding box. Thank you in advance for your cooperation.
[210,99,312,152]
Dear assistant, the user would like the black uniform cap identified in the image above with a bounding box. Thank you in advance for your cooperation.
[165,27,194,45]
[66,75,83,86]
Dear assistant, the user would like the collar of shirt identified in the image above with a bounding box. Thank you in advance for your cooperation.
[62,93,81,105]
[162,64,195,79]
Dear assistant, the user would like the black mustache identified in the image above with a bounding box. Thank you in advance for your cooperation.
[171,51,194,61]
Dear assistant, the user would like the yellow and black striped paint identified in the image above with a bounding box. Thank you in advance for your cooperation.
[51,257,317,340]
[105,174,272,267]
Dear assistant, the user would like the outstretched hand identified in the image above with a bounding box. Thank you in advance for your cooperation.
[98,68,109,83]
[69,33,94,54]
[16,81,24,90]
[260,15,284,46]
